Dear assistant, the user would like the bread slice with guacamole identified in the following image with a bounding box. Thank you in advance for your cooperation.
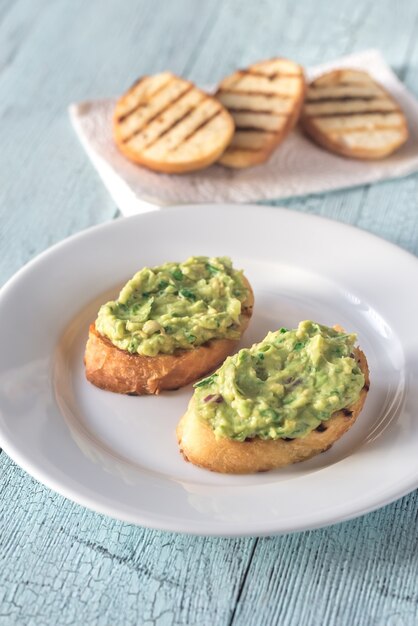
[84,256,254,395]
[177,321,369,473]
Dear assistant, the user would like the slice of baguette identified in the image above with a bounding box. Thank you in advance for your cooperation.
[84,279,254,395]
[177,346,369,474]
[113,72,234,173]
[215,58,305,168]
[300,69,408,159]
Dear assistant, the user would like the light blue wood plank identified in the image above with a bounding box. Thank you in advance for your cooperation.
[185,0,417,84]
[0,455,255,626]
[1,452,417,626]
[0,0,223,285]
[232,492,418,626]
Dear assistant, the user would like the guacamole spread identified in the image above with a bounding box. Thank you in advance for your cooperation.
[193,321,365,441]
[95,256,248,357]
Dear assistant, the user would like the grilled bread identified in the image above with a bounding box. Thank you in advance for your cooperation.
[85,277,254,396]
[301,69,408,159]
[215,58,306,168]
[113,72,234,173]
[177,329,369,474]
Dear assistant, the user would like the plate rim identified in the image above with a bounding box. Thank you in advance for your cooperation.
[1,203,418,536]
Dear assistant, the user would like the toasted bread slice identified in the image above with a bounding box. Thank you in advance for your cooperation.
[301,69,408,159]
[84,278,254,395]
[177,341,369,474]
[113,72,234,173]
[215,58,305,168]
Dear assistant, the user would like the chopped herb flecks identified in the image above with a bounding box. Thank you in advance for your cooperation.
[171,269,183,281]
[179,288,197,301]
[194,374,218,388]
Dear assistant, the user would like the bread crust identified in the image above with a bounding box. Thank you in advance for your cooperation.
[300,114,408,160]
[176,347,369,474]
[84,279,254,395]
[300,69,408,160]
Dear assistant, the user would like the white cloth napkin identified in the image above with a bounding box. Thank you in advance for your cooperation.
[70,49,418,216]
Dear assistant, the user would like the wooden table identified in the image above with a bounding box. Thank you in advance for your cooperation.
[1,1,418,624]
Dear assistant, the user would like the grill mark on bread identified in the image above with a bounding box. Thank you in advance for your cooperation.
[311,110,399,118]
[223,72,303,97]
[116,78,193,142]
[315,423,327,432]
[304,100,398,117]
[217,92,296,115]
[231,111,288,132]
[342,408,353,417]
[235,127,277,133]
[122,84,195,143]
[118,104,145,124]
[127,95,210,151]
[240,69,302,80]
[306,85,385,102]
[141,107,233,165]
[117,76,175,123]
[227,107,283,115]
[306,95,381,104]
[169,109,222,152]
[219,88,293,99]
[309,81,375,89]
[233,126,278,133]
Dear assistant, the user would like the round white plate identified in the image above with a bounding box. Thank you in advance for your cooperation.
[0,205,417,536]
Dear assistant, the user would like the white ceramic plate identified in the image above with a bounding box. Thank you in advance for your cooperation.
[0,205,417,536]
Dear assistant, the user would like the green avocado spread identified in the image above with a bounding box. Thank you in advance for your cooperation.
[95,256,248,357]
[193,321,365,441]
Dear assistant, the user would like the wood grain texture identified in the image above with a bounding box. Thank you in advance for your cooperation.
[1,0,418,625]
[232,494,418,626]
[0,456,255,626]
[1,453,417,626]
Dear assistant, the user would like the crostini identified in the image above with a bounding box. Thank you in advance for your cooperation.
[215,57,305,168]
[300,69,408,159]
[113,72,235,173]
[177,321,369,473]
[85,256,254,395]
